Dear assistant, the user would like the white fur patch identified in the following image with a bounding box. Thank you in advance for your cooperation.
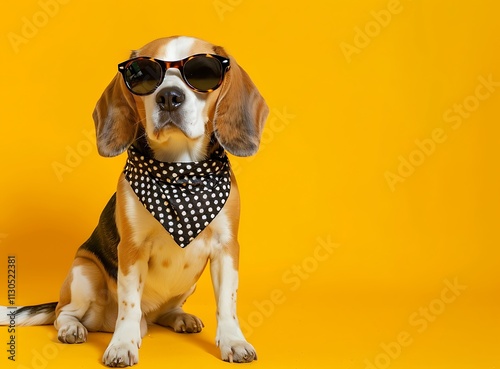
[54,265,96,330]
[0,305,55,326]
[140,36,209,161]
[161,36,197,61]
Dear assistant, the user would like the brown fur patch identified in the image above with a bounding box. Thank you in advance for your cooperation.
[115,174,149,275]
[93,74,140,157]
[211,51,269,157]
[56,252,110,318]
[55,267,73,317]
[224,172,242,270]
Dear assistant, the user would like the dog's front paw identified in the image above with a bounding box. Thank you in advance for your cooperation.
[103,340,140,367]
[218,338,257,363]
[57,322,88,344]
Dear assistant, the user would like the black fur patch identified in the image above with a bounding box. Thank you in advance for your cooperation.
[15,302,57,316]
[79,194,120,279]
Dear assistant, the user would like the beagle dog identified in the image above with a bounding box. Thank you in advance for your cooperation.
[1,36,268,366]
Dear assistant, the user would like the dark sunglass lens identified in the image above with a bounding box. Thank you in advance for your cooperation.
[184,57,223,91]
[125,59,162,95]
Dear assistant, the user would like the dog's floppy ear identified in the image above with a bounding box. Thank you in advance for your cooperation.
[213,47,269,157]
[92,73,139,157]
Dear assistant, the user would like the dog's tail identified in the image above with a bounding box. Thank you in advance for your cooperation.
[0,302,57,326]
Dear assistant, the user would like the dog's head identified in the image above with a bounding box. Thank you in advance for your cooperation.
[93,36,269,161]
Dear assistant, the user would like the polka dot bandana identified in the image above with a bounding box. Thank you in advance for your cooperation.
[124,146,231,247]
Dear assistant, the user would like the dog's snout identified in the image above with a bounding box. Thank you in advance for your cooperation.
[156,87,185,112]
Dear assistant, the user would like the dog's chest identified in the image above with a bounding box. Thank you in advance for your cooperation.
[118,174,233,312]
[143,232,210,302]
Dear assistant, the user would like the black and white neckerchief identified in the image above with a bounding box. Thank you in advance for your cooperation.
[124,145,231,248]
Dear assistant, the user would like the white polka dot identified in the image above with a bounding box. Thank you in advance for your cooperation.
[125,149,232,247]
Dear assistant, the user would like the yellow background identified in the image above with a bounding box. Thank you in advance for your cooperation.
[1,0,499,368]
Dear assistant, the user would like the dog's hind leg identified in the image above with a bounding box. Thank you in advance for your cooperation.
[155,285,204,333]
[54,256,109,344]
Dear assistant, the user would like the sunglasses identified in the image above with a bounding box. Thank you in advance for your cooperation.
[118,53,230,96]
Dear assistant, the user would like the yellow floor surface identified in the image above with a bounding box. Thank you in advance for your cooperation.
[1,270,498,369]
[2,1,500,368]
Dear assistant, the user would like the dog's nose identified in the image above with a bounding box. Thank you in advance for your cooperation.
[156,87,185,111]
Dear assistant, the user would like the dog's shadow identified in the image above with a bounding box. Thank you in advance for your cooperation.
[48,324,219,365]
